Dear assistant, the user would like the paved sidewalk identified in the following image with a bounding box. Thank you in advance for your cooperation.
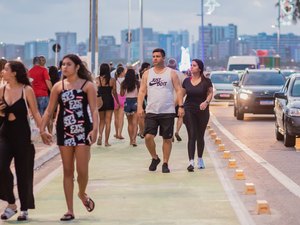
[1,128,241,225]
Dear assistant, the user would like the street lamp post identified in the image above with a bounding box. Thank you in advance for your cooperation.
[127,0,132,64]
[200,0,205,63]
[277,0,281,55]
[139,0,144,64]
[89,0,98,74]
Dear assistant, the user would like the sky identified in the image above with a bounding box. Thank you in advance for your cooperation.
[0,0,299,45]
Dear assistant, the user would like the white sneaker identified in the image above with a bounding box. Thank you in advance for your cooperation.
[198,158,205,169]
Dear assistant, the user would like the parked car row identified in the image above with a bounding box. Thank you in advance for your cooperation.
[274,73,300,147]
[209,68,300,147]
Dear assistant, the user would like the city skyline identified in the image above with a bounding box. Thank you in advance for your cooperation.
[0,0,300,45]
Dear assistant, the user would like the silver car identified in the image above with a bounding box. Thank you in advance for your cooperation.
[210,71,240,102]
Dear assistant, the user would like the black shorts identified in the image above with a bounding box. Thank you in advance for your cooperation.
[144,113,175,139]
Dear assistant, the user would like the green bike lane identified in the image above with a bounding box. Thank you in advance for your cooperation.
[2,130,241,225]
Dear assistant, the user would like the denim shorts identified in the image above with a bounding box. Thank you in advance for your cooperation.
[124,97,137,115]
[37,96,49,116]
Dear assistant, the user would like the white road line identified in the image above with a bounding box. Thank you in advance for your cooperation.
[210,113,300,198]
[206,139,256,225]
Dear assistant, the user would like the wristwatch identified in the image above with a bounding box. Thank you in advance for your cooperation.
[178,105,184,108]
[205,100,210,104]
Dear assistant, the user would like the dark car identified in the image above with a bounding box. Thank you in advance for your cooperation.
[233,69,285,120]
[274,73,300,147]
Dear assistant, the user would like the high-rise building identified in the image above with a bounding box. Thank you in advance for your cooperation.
[3,44,24,61]
[98,36,121,62]
[197,23,237,61]
[55,32,77,60]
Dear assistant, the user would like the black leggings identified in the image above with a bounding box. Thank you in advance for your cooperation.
[183,109,209,160]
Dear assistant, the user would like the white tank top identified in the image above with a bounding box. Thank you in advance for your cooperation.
[146,67,175,114]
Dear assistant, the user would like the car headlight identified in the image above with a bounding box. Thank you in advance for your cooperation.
[287,108,300,117]
[240,93,249,100]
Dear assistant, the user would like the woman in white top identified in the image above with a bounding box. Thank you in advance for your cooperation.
[113,66,126,139]
[120,69,139,147]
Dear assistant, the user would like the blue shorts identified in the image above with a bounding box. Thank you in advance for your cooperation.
[37,96,49,116]
[124,97,137,115]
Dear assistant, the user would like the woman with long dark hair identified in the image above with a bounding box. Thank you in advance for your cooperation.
[137,62,150,138]
[182,59,213,172]
[0,61,41,221]
[96,63,119,146]
[40,54,98,221]
[113,66,126,139]
[120,68,140,146]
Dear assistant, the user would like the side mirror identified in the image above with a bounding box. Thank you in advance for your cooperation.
[274,92,287,99]
[232,81,239,87]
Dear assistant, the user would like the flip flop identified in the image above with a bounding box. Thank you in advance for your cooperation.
[60,213,75,221]
[82,196,95,212]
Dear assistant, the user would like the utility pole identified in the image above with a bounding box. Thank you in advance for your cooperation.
[127,0,132,64]
[89,0,98,74]
[139,0,144,64]
[201,0,205,63]
[277,0,281,55]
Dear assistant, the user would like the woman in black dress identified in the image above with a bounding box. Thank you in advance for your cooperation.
[40,54,98,221]
[96,63,119,146]
[0,61,41,221]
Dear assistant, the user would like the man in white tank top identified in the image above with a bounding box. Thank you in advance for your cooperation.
[137,48,184,173]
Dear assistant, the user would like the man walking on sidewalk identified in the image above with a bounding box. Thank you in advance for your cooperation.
[137,48,184,173]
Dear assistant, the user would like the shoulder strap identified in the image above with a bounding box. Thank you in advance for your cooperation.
[81,80,88,89]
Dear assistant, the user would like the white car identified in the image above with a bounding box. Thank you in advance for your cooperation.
[210,71,240,102]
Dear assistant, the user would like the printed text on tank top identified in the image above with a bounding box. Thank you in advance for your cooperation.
[148,67,169,87]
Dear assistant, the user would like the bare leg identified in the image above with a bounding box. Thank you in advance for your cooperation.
[118,107,125,138]
[75,146,90,200]
[104,110,113,146]
[131,113,138,145]
[162,138,172,163]
[113,109,119,137]
[145,134,157,158]
[59,146,75,215]
[98,111,105,145]
[127,115,133,144]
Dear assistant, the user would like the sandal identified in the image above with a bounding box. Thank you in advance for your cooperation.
[60,213,75,221]
[80,194,95,212]
[1,207,17,220]
[17,211,28,221]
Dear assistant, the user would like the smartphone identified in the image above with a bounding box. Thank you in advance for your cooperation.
[86,135,92,145]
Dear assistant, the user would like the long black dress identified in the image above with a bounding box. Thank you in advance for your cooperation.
[0,86,35,211]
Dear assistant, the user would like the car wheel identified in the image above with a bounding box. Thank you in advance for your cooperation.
[283,124,295,147]
[236,109,244,120]
[275,123,284,141]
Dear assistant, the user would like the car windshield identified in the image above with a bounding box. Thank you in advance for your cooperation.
[211,73,239,84]
[291,78,300,97]
[229,64,256,71]
[243,72,285,86]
